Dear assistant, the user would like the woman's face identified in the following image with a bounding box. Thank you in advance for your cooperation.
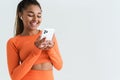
[21,5,42,30]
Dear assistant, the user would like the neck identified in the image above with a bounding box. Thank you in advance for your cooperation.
[21,29,39,36]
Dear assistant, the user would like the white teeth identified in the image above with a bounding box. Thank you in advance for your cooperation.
[31,22,37,26]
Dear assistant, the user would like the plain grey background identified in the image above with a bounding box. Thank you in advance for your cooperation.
[1,0,120,80]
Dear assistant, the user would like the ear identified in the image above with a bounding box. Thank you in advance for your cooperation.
[20,16,23,20]
[18,12,23,20]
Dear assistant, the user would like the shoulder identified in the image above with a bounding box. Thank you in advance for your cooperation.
[7,36,20,45]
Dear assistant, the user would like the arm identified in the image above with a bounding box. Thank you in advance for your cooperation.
[6,39,42,80]
[47,35,63,70]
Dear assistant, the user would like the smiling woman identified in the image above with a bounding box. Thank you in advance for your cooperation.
[15,0,42,36]
[19,5,42,35]
[6,0,63,80]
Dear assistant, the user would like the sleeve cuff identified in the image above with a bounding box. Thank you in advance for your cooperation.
[47,48,56,55]
[31,44,42,56]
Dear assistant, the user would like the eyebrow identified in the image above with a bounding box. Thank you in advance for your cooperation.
[27,11,41,14]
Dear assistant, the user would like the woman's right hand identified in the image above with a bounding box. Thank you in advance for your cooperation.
[34,36,54,50]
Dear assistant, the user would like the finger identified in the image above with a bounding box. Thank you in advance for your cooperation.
[41,37,46,42]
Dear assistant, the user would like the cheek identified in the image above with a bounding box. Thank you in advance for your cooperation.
[23,20,29,25]
[26,17,33,21]
[38,18,42,23]
[39,18,42,23]
[22,19,30,27]
[24,17,32,23]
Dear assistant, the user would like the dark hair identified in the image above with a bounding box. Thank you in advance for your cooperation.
[14,0,42,36]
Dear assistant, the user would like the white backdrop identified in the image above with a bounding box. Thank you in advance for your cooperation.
[0,0,120,80]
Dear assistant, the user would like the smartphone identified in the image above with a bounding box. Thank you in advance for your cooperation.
[40,28,55,40]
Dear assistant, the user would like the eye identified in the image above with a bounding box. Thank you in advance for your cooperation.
[37,15,41,18]
[28,14,34,17]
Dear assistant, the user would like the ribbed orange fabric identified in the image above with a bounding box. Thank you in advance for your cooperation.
[21,70,54,80]
[6,31,63,80]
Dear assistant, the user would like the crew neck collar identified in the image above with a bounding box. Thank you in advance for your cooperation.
[18,30,41,37]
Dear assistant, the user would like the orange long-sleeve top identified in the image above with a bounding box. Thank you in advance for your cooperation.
[6,31,63,80]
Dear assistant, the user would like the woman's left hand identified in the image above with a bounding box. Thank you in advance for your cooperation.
[42,40,54,50]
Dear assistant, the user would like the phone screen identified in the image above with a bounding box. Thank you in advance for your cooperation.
[40,29,55,40]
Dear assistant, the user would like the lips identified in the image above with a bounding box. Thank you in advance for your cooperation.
[30,21,38,27]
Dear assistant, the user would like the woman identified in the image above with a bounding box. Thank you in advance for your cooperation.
[6,0,63,80]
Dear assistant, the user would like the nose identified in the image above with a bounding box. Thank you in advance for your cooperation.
[33,16,38,21]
